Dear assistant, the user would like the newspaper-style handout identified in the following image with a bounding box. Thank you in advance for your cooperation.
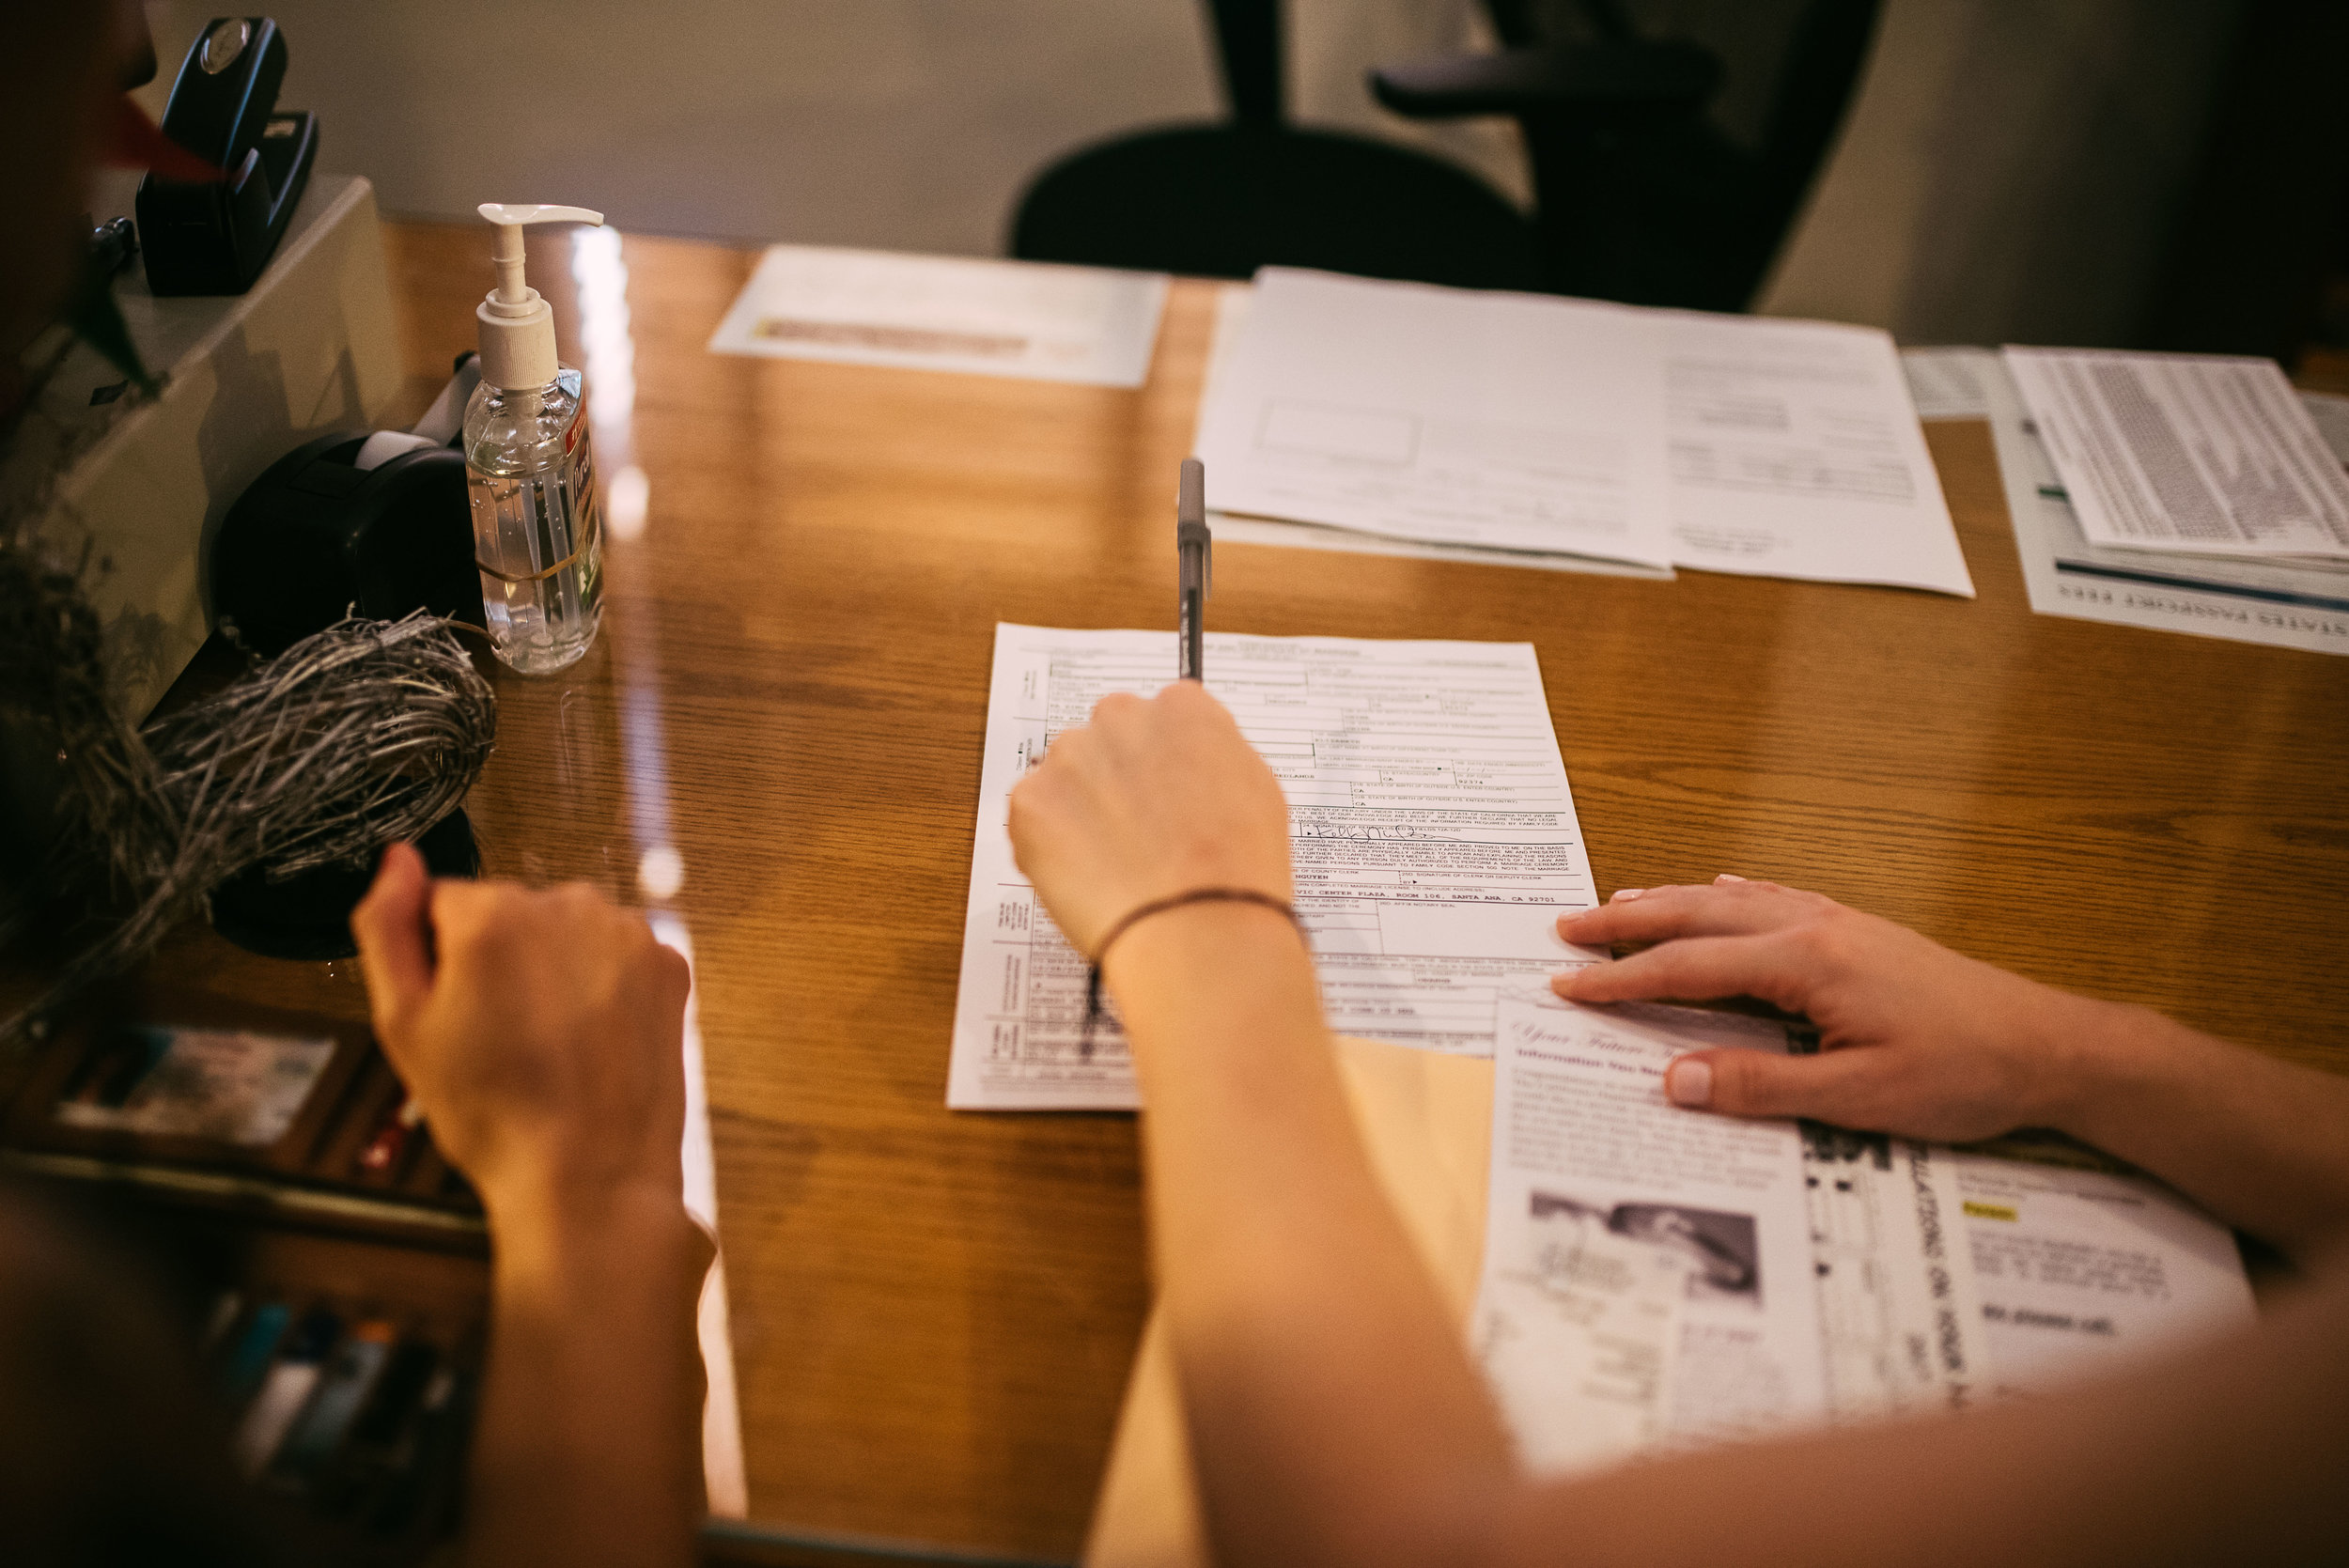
[946,627,1603,1110]
[1802,1119,1988,1419]
[1953,1137,2257,1399]
[1473,999,1832,1473]
[2003,348,2349,558]
[1472,999,2256,1474]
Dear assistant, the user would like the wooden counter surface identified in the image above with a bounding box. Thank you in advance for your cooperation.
[84,223,2349,1561]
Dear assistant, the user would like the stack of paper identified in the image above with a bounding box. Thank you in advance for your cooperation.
[1909,345,2349,655]
[2003,348,2349,561]
[1193,269,1974,596]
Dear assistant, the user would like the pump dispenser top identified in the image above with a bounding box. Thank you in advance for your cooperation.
[474,203,603,390]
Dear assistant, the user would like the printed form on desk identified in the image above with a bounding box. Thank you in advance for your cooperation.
[946,626,1603,1111]
[1191,269,1972,594]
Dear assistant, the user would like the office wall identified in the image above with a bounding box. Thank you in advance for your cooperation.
[137,0,2238,348]
[133,0,1525,250]
[1759,0,2240,346]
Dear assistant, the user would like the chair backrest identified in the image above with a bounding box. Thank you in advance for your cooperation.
[1747,0,1882,251]
[1207,0,1284,127]
[1503,0,1883,306]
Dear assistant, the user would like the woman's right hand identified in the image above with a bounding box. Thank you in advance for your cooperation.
[1006,681,1293,959]
[1553,877,2110,1142]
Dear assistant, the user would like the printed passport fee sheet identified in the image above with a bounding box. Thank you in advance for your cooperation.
[947,626,1604,1110]
[707,245,1169,388]
[2003,347,2349,559]
[1909,346,2349,656]
[1192,268,1971,594]
[1474,999,2255,1476]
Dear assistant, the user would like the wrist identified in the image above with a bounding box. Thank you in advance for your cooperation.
[2023,989,2190,1135]
[1103,898,1317,1032]
[484,1169,699,1295]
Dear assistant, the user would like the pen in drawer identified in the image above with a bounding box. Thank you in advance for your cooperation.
[270,1318,398,1486]
[232,1308,338,1478]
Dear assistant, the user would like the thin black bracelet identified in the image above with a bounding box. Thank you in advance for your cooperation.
[1080,888,1302,1058]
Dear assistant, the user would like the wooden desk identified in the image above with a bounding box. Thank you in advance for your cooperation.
[102,225,2349,1562]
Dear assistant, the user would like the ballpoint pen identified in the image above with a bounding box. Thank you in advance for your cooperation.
[1176,458,1210,680]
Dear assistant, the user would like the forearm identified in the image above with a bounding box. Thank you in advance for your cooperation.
[465,1180,708,1568]
[2039,999,2349,1256]
[1111,906,1513,1568]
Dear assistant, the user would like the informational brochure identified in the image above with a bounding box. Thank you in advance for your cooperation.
[1952,1136,2257,1399]
[1472,999,1831,1473]
[707,245,1168,387]
[945,626,1603,1110]
[1954,345,2349,656]
[1192,269,1971,594]
[2003,347,2349,558]
[1471,998,2253,1475]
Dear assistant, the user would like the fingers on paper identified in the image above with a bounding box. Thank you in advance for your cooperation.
[1552,931,1811,1012]
[1669,1045,1895,1128]
[1555,877,1827,946]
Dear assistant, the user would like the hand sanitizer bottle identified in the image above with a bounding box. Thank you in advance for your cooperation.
[463,203,607,675]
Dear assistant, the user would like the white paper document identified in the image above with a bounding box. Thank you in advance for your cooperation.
[707,245,1168,387]
[1201,283,1674,581]
[1473,1000,2258,1472]
[1953,1139,2257,1400]
[1193,270,1678,570]
[1802,1121,1989,1420]
[1974,347,2349,656]
[2003,348,2349,558]
[1192,269,1971,594]
[946,626,1603,1110]
[1473,1000,1831,1473]
[1901,346,1999,421]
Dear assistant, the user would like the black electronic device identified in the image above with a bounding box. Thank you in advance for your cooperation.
[213,433,480,657]
[136,17,319,296]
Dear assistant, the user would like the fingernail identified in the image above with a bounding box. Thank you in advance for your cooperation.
[1714,873,1746,884]
[1666,1059,1712,1107]
[1611,887,1646,902]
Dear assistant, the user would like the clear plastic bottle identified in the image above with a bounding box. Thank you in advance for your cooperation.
[463,366,603,674]
[462,203,608,675]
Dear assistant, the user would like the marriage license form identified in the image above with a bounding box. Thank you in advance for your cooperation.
[946,626,1603,1110]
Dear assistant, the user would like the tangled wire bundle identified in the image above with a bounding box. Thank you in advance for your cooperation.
[2,556,495,1043]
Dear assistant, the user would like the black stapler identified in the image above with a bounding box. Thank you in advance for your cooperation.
[136,17,319,296]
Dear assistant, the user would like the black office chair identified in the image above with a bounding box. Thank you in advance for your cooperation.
[1011,0,1879,311]
[1009,0,1544,290]
[1375,0,1883,309]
